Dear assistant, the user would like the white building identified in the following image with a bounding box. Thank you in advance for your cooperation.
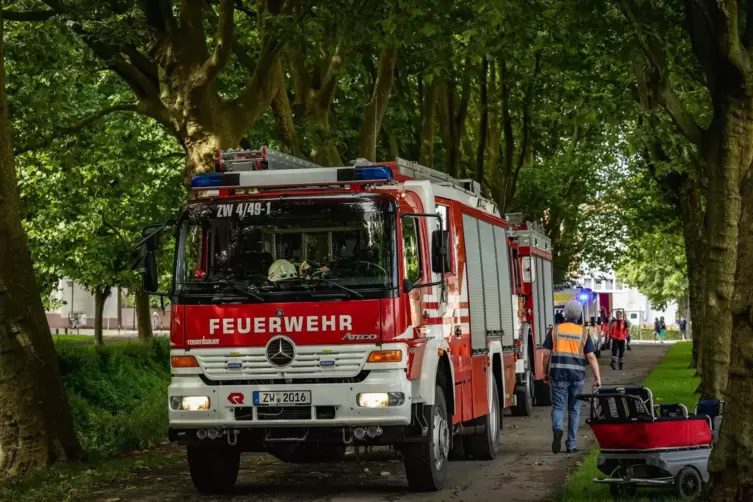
[46,279,119,330]
[576,270,678,327]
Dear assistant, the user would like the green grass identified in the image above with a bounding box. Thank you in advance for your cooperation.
[0,448,182,502]
[555,342,698,502]
[52,334,94,343]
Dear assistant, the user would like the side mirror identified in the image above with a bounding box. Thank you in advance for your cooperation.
[431,230,450,274]
[144,230,160,252]
[403,278,414,293]
[142,251,160,294]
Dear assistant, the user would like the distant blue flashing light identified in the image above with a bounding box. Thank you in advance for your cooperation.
[578,293,590,302]
[191,173,225,188]
[354,165,393,181]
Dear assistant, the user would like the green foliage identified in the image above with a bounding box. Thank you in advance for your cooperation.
[617,231,687,310]
[55,338,171,457]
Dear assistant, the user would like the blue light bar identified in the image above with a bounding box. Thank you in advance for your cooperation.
[191,173,225,188]
[354,165,393,181]
[578,293,590,302]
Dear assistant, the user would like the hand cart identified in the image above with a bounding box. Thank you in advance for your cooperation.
[577,385,722,500]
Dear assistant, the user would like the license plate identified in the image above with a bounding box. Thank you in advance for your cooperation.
[253,391,311,406]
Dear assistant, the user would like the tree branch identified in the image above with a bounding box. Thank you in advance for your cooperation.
[198,0,235,85]
[14,105,141,155]
[2,9,56,21]
[156,0,179,37]
[618,0,706,146]
[358,46,398,160]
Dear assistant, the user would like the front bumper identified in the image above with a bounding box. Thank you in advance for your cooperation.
[169,370,413,429]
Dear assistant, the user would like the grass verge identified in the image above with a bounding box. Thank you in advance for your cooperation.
[555,342,698,501]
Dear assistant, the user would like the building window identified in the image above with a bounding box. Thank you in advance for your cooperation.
[606,279,614,290]
[595,280,603,290]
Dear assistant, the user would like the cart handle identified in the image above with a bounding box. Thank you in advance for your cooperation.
[576,393,647,402]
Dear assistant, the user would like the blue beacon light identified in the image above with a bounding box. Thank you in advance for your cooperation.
[190,173,225,188]
[354,165,393,181]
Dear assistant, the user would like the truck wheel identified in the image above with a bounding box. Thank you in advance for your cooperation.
[467,379,501,460]
[271,443,346,463]
[534,379,552,406]
[511,371,533,417]
[403,385,449,491]
[187,444,240,495]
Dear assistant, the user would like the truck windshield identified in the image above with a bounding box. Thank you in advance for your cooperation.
[175,196,396,301]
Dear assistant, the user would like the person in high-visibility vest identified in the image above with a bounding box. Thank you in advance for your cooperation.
[609,310,630,370]
[543,300,602,454]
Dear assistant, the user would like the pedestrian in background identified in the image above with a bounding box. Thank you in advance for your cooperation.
[679,317,687,341]
[543,300,602,454]
[653,317,660,343]
[659,316,667,343]
[609,310,630,370]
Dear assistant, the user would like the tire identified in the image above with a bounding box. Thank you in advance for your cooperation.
[403,385,450,491]
[187,444,240,495]
[534,378,552,406]
[271,443,346,463]
[609,467,637,498]
[610,482,637,498]
[511,371,533,417]
[675,466,703,500]
[467,379,501,460]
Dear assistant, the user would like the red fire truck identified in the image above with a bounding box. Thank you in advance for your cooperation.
[138,149,555,494]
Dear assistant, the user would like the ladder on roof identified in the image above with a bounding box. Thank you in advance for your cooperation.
[214,147,496,210]
[216,146,324,172]
[395,158,482,197]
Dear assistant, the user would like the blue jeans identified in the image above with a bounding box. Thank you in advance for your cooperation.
[551,379,584,450]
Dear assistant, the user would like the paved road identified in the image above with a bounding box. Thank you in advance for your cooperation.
[86,345,669,502]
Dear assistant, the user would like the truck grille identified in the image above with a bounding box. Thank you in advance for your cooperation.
[257,406,312,421]
[195,346,370,381]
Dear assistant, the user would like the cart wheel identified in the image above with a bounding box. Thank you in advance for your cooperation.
[675,466,703,500]
[610,468,637,498]
[610,482,637,498]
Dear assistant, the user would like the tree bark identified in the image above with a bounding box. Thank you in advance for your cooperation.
[0,9,82,475]
[475,56,489,185]
[699,97,748,400]
[358,46,398,161]
[708,164,753,502]
[270,61,300,156]
[135,290,153,342]
[419,77,439,168]
[93,287,110,347]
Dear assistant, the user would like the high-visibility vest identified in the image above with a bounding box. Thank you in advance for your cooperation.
[550,322,589,376]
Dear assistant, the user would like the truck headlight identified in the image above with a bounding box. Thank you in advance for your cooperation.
[357,392,405,408]
[170,396,210,411]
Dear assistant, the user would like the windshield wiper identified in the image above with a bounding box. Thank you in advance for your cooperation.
[312,277,364,299]
[211,280,265,302]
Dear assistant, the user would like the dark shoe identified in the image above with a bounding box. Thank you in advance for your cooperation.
[627,345,632,351]
[566,448,579,454]
[610,361,616,370]
[552,430,563,454]
[619,362,624,370]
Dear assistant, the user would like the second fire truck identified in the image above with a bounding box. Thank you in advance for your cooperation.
[139,148,556,494]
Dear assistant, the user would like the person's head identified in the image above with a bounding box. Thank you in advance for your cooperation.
[661,316,665,321]
[655,317,659,321]
[616,310,623,320]
[563,300,582,323]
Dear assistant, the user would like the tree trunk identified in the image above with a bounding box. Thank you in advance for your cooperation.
[476,57,489,185]
[135,290,153,342]
[677,178,705,371]
[0,10,82,474]
[271,61,300,156]
[419,77,439,168]
[699,98,748,400]
[359,47,398,161]
[93,287,110,347]
[707,165,753,502]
